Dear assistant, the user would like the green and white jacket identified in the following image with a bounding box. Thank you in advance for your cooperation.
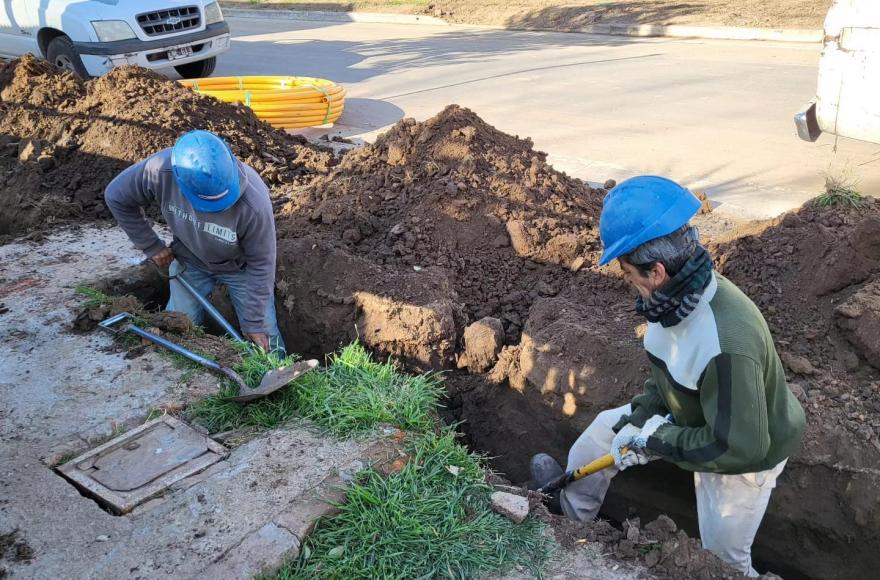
[615,273,806,474]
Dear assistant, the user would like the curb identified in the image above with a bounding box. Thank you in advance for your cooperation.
[223,7,822,43]
[577,23,821,43]
[223,8,449,26]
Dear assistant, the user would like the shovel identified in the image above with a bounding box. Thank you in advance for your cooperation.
[147,259,319,401]
[99,312,318,402]
[537,452,620,495]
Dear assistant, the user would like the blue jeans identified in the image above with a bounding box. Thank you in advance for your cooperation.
[166,260,285,353]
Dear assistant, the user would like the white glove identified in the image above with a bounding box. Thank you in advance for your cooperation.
[611,423,640,469]
[632,414,671,449]
[617,447,651,469]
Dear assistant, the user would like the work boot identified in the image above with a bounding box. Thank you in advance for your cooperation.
[528,453,564,515]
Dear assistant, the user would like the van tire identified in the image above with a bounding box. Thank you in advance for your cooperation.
[46,36,90,79]
[174,57,217,79]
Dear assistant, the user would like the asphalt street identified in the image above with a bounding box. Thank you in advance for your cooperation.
[216,16,880,218]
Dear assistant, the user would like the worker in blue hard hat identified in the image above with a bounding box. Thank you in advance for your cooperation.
[529,176,805,576]
[105,130,284,353]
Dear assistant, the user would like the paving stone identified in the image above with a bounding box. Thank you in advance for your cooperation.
[202,523,299,580]
[490,491,530,524]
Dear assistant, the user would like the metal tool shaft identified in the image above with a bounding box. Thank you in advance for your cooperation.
[99,312,248,391]
[170,273,245,343]
[127,323,223,371]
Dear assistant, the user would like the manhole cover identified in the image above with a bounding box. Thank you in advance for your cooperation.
[58,416,227,514]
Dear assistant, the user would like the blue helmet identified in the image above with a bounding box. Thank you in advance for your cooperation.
[171,130,241,213]
[598,176,702,266]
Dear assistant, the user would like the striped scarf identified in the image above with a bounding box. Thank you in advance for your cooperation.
[635,245,713,327]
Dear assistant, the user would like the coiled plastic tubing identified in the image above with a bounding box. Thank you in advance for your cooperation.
[179,76,346,129]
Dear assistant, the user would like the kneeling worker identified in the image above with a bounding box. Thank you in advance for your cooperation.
[530,176,805,576]
[105,130,284,353]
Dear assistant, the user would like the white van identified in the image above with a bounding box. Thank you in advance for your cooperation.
[0,1,230,79]
[796,0,880,144]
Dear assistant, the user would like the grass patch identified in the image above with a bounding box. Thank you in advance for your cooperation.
[273,430,553,579]
[75,286,112,309]
[188,342,442,435]
[188,341,551,578]
[818,173,863,208]
[145,408,167,422]
[294,342,443,437]
[233,341,298,388]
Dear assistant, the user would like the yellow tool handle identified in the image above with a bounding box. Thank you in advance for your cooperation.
[570,452,616,482]
[538,449,627,494]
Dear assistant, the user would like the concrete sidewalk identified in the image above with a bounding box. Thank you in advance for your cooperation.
[0,227,390,579]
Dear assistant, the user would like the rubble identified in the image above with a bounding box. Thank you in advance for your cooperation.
[490,491,530,524]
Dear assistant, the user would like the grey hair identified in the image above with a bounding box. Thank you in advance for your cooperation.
[621,225,700,276]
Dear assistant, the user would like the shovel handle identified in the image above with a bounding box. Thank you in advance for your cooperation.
[537,451,621,495]
[100,312,249,391]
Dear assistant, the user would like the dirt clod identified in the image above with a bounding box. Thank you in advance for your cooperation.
[151,311,193,335]
[835,279,880,369]
[463,317,504,373]
[545,512,746,579]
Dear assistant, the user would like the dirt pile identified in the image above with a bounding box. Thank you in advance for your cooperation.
[0,55,333,239]
[543,510,754,580]
[276,105,607,347]
[713,200,880,447]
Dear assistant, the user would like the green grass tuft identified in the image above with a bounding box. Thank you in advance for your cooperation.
[293,342,444,437]
[75,286,112,309]
[273,430,553,580]
[187,342,442,436]
[232,342,299,388]
[818,173,863,208]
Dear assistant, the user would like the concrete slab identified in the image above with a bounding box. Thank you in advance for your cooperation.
[0,226,389,579]
[58,416,228,514]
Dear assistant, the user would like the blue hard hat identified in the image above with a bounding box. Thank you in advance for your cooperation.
[598,176,702,266]
[171,130,241,213]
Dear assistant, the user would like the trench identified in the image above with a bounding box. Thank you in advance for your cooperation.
[82,266,875,579]
[440,371,875,580]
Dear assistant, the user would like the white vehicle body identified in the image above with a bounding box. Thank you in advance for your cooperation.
[0,0,230,77]
[796,0,880,144]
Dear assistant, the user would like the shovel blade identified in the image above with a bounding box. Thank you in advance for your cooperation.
[225,359,319,403]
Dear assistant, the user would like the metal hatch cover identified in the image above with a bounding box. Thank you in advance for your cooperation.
[58,416,227,514]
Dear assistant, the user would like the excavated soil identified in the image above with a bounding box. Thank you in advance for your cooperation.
[539,509,753,580]
[275,104,607,348]
[713,202,880,449]
[0,55,332,240]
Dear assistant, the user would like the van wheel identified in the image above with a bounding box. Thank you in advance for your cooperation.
[174,57,217,79]
[46,36,90,79]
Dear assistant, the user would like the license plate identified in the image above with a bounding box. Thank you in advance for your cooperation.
[167,46,193,61]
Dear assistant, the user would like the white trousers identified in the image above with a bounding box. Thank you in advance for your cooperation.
[560,405,786,577]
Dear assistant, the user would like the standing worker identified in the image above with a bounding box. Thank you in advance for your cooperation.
[530,176,805,576]
[105,130,284,353]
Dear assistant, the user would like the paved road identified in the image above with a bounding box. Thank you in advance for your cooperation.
[216,16,880,218]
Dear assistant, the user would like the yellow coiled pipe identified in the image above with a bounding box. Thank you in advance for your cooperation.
[179,76,346,129]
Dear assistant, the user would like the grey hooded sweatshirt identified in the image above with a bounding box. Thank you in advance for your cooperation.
[105,148,276,334]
